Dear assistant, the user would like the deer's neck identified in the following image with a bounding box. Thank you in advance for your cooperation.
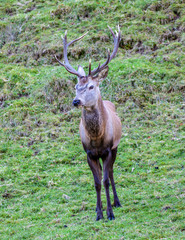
[82,96,106,140]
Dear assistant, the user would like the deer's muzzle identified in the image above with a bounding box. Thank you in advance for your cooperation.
[73,99,81,107]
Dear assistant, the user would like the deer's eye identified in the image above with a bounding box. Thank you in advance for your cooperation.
[89,85,94,90]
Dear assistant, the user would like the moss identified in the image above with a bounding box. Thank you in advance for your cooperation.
[50,4,71,19]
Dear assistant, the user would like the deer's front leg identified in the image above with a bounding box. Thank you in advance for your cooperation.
[102,149,115,220]
[87,153,103,221]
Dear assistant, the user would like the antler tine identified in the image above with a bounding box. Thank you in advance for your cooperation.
[108,25,121,62]
[68,32,88,47]
[55,55,81,75]
[63,30,70,66]
[108,25,115,38]
[91,63,101,76]
[90,25,120,76]
[55,55,64,66]
[56,30,88,78]
[90,49,110,76]
[89,59,92,75]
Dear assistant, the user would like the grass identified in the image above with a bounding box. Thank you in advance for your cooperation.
[0,0,185,239]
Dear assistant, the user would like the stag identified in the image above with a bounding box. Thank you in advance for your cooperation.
[55,26,122,220]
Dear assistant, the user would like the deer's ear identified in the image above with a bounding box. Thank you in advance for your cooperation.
[96,66,109,82]
[77,65,86,79]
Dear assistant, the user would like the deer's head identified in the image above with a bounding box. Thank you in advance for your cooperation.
[55,26,121,108]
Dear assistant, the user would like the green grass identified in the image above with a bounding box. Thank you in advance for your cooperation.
[0,0,185,239]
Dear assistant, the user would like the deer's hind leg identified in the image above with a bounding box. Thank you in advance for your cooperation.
[102,149,115,220]
[109,147,121,207]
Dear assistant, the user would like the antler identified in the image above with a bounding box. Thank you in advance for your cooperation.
[89,25,121,76]
[55,26,121,78]
[55,31,88,78]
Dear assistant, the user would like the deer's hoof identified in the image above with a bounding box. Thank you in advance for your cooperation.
[114,201,121,207]
[107,213,115,220]
[96,211,103,221]
[108,215,115,220]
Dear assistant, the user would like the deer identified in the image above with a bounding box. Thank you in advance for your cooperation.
[55,26,122,221]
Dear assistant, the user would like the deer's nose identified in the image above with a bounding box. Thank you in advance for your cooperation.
[73,99,81,107]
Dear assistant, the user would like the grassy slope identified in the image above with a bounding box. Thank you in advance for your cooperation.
[0,0,185,239]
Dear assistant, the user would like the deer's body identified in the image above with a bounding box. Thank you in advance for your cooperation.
[55,26,122,220]
[77,82,122,220]
[80,98,122,151]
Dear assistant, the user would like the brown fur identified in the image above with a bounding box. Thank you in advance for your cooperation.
[80,97,121,150]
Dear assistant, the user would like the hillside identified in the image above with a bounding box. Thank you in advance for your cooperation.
[0,0,185,239]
